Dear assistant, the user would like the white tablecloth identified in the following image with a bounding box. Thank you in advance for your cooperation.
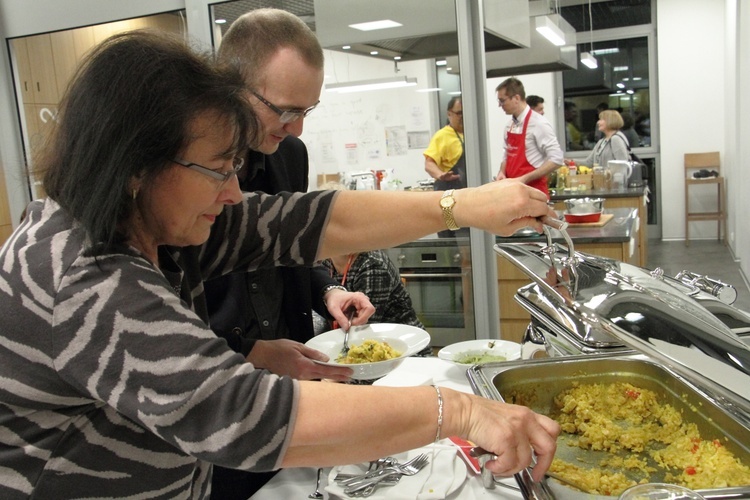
[248,357,524,500]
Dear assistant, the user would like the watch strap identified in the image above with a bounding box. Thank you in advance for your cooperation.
[440,189,459,231]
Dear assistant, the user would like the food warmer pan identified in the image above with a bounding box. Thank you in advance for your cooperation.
[468,354,750,499]
[470,229,750,498]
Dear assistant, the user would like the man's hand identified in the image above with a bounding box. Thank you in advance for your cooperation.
[323,289,375,331]
[246,339,353,381]
[439,171,461,182]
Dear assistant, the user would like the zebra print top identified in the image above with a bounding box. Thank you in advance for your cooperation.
[0,189,336,499]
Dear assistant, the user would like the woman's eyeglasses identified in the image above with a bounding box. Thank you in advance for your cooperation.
[172,156,244,190]
[250,90,318,124]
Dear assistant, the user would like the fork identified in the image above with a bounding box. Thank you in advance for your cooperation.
[343,453,429,495]
[338,308,356,358]
[339,454,423,486]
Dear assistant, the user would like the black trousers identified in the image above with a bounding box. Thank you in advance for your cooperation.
[210,465,278,499]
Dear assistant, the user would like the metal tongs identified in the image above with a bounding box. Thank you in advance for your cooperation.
[469,446,554,499]
[538,215,579,299]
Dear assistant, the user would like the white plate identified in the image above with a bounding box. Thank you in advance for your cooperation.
[326,446,467,500]
[305,324,430,380]
[437,339,521,365]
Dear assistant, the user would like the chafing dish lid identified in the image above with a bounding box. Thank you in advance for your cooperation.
[495,241,750,413]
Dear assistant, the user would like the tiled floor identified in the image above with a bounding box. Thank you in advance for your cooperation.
[647,239,750,313]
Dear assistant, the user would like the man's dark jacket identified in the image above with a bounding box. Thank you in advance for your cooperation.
[203,136,337,356]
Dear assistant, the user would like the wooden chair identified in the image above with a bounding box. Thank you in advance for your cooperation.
[684,152,726,246]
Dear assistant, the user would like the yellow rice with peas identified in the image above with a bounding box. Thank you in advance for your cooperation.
[336,339,401,364]
[546,381,750,496]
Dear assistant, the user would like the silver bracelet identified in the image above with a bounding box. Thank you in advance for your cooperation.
[321,284,347,305]
[432,385,443,443]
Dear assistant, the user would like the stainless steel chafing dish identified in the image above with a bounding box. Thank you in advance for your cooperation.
[468,227,750,498]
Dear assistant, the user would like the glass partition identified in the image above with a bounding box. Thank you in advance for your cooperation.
[208,0,478,346]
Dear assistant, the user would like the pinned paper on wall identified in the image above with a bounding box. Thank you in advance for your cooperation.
[408,131,431,150]
[345,143,358,165]
[386,126,407,157]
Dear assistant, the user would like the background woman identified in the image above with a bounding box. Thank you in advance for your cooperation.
[0,31,559,498]
[584,109,630,167]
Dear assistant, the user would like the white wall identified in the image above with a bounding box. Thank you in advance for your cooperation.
[737,0,750,278]
[657,0,726,242]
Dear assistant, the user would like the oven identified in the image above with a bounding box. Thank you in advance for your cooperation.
[386,241,474,347]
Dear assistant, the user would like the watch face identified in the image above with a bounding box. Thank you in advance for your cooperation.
[440,196,455,208]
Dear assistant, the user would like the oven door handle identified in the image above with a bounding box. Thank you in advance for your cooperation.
[400,272,463,279]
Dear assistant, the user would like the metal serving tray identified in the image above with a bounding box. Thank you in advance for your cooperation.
[468,354,750,499]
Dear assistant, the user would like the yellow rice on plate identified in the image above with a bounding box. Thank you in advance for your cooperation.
[336,339,401,364]
[546,381,750,496]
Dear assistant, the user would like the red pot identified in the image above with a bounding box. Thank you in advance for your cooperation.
[564,212,602,224]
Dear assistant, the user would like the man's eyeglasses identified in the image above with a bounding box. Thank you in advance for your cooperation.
[172,156,244,190]
[449,109,463,116]
[497,95,515,106]
[250,90,319,124]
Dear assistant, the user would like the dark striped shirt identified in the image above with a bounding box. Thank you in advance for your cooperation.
[0,190,335,499]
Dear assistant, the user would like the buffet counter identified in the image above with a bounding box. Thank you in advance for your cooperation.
[496,207,640,343]
[550,186,648,266]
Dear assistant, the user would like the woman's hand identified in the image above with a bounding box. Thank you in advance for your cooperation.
[324,289,375,331]
[453,180,555,237]
[454,391,561,482]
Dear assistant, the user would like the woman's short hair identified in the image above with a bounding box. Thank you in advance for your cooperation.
[599,109,624,131]
[39,30,258,254]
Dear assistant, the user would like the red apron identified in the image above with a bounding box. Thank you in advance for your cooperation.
[505,111,549,197]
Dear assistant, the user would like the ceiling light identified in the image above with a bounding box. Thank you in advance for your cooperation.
[535,15,567,46]
[448,91,462,96]
[626,89,635,94]
[436,60,447,66]
[370,51,379,55]
[214,18,226,24]
[417,88,442,93]
[614,66,629,72]
[580,51,598,69]
[325,76,417,94]
[393,56,401,61]
[616,82,625,89]
[591,48,620,55]
[342,45,351,50]
[349,19,402,31]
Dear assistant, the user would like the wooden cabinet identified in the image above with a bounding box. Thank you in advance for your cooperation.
[14,34,60,105]
[7,12,186,212]
[0,166,13,245]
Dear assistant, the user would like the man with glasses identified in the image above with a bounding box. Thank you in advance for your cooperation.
[211,11,376,375]
[207,10,376,498]
[495,77,563,198]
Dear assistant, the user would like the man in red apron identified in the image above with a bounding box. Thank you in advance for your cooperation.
[494,78,564,199]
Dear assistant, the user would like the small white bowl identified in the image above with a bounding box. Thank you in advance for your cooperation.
[306,324,430,380]
[438,339,521,366]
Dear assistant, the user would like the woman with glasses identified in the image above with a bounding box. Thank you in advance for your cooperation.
[0,31,559,499]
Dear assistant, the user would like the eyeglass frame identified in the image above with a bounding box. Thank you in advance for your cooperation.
[250,90,319,124]
[448,109,463,116]
[497,94,516,106]
[171,156,244,189]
